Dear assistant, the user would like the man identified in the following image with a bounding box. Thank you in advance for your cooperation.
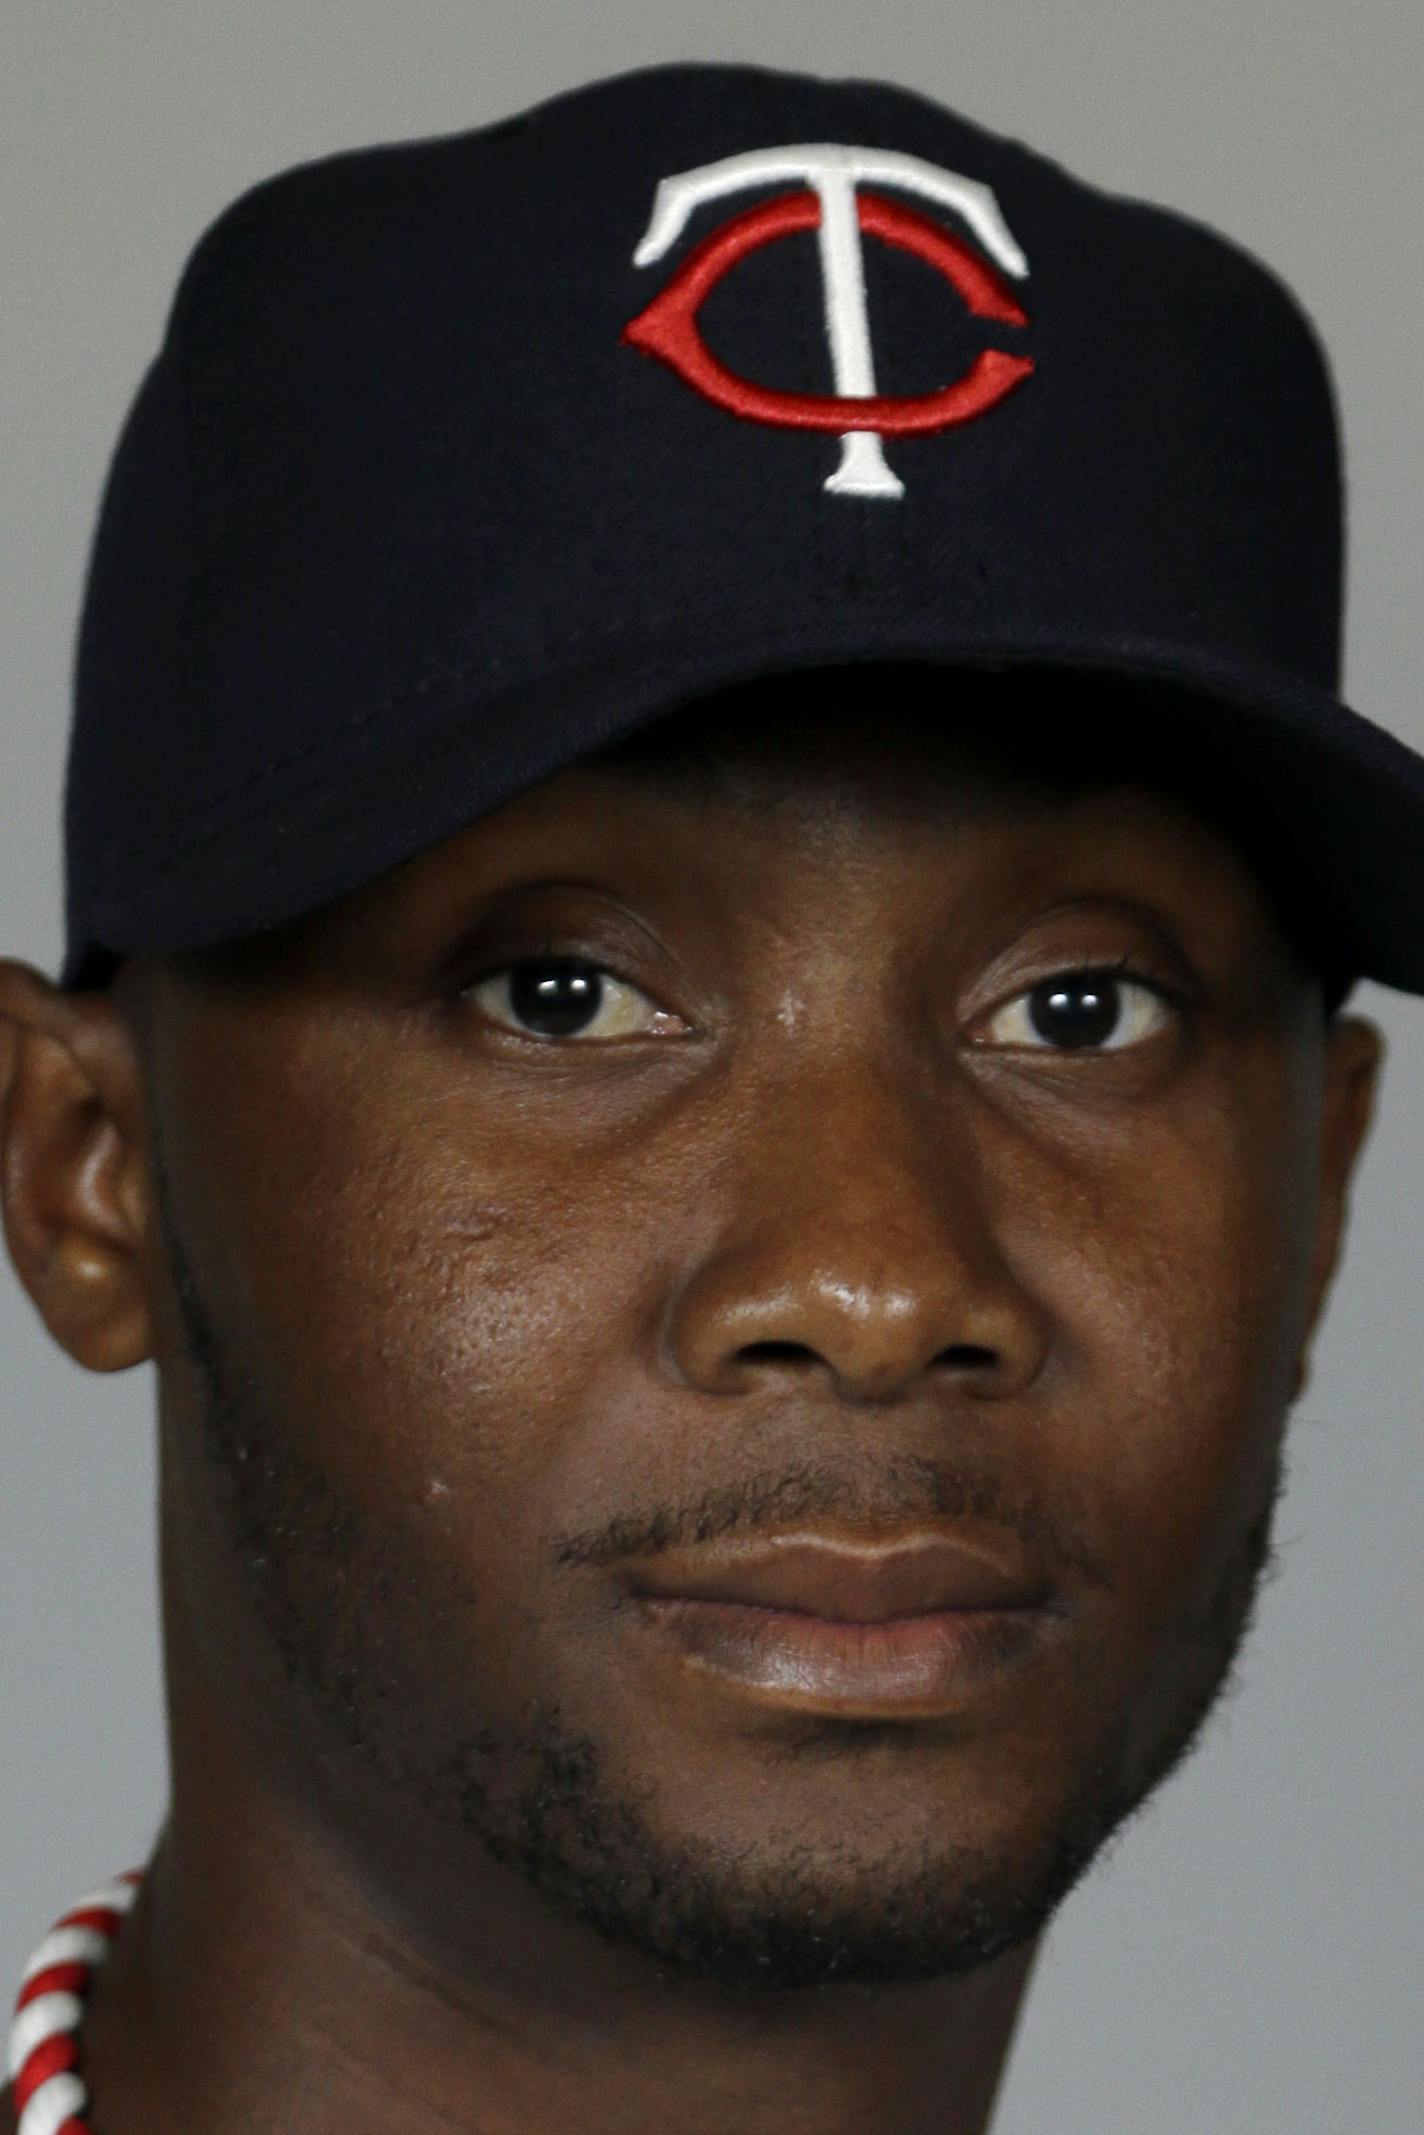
[1,60,1420,2135]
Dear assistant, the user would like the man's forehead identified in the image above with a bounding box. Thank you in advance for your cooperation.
[338,675,1278,967]
[434,666,1243,860]
[148,667,1316,996]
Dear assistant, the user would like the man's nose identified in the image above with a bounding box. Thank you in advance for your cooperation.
[661,1047,1053,1408]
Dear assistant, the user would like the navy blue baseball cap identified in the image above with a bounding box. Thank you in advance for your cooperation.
[60,61,1424,994]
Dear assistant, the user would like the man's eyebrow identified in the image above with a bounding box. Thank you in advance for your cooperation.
[581,734,738,801]
[576,663,1183,805]
[580,735,1141,840]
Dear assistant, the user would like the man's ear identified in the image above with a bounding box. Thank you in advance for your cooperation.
[0,957,155,1372]
[1292,1012,1385,1404]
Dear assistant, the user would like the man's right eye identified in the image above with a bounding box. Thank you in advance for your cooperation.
[462,956,682,1043]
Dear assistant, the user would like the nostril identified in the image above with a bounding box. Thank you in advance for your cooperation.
[739,1341,817,1366]
[940,1344,999,1369]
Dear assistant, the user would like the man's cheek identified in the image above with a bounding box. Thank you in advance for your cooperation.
[1078,1397,1280,1702]
[1047,1257,1281,1610]
[222,1136,555,1449]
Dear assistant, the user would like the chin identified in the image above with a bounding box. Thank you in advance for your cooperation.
[431,1695,1148,1994]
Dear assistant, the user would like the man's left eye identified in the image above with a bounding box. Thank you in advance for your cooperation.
[979,968,1179,1053]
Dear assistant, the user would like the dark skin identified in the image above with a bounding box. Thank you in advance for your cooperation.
[0,677,1382,2133]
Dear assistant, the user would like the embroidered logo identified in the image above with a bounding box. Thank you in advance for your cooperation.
[623,144,1034,500]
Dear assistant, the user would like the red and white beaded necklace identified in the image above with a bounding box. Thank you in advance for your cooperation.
[7,1872,143,2135]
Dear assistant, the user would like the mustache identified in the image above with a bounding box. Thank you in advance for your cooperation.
[550,1452,1112,1590]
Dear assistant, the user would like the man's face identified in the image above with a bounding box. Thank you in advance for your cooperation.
[127,679,1364,1993]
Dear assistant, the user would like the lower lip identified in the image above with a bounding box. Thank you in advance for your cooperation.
[636,1596,1054,1717]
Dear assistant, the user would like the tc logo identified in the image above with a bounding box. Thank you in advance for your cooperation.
[623,144,1034,500]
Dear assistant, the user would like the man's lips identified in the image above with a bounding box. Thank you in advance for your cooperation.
[627,1531,1053,1618]
[623,1532,1061,1717]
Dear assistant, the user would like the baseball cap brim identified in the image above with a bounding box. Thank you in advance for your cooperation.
[62,623,1424,997]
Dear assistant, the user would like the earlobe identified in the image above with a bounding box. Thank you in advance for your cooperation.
[0,957,156,1373]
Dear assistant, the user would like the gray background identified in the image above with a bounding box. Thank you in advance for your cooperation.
[3,5,1420,2129]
